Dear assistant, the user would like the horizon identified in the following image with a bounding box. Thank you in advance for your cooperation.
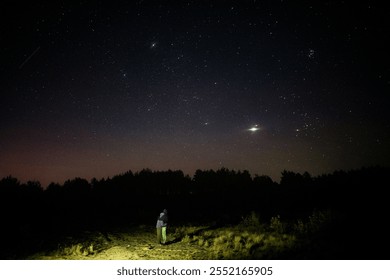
[1,164,385,189]
[1,2,389,189]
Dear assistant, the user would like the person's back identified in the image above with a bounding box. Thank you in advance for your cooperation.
[160,209,168,226]
[156,209,168,244]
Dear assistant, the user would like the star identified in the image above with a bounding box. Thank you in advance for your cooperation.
[308,49,315,59]
[150,42,157,49]
[248,125,260,132]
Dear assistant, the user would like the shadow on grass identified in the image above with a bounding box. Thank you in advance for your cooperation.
[165,225,219,245]
[165,238,181,245]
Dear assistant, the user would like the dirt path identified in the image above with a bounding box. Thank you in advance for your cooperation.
[31,226,208,260]
[91,228,206,260]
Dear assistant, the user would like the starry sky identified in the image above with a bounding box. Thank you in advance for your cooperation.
[1,1,389,187]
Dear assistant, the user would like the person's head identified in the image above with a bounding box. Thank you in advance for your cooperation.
[163,209,168,214]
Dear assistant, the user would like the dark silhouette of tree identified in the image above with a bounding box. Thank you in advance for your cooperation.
[279,170,313,192]
[0,175,20,197]
[253,175,275,187]
[1,165,389,259]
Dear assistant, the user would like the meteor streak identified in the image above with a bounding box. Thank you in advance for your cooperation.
[19,46,40,69]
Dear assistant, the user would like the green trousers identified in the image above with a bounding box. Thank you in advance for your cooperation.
[156,227,167,244]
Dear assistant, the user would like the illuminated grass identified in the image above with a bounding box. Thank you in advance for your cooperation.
[28,210,333,260]
[178,225,296,259]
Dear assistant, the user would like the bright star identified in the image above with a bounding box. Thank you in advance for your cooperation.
[150,42,157,49]
[248,125,260,132]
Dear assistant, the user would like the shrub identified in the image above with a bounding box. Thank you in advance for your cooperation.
[293,210,332,235]
[270,215,285,234]
[240,211,261,228]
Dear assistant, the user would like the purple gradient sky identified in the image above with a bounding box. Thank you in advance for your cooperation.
[1,1,389,187]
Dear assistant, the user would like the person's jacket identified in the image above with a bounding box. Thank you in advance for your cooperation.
[157,212,168,227]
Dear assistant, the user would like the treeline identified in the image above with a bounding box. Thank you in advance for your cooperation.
[0,166,388,258]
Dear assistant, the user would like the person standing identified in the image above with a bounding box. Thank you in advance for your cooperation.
[156,209,168,245]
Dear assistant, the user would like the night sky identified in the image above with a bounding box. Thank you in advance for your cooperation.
[1,1,389,187]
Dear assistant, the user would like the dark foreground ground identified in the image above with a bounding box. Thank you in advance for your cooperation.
[28,225,207,260]
[3,210,387,260]
[2,167,389,260]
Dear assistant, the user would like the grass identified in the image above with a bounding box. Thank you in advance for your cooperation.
[173,210,333,259]
[26,209,336,259]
